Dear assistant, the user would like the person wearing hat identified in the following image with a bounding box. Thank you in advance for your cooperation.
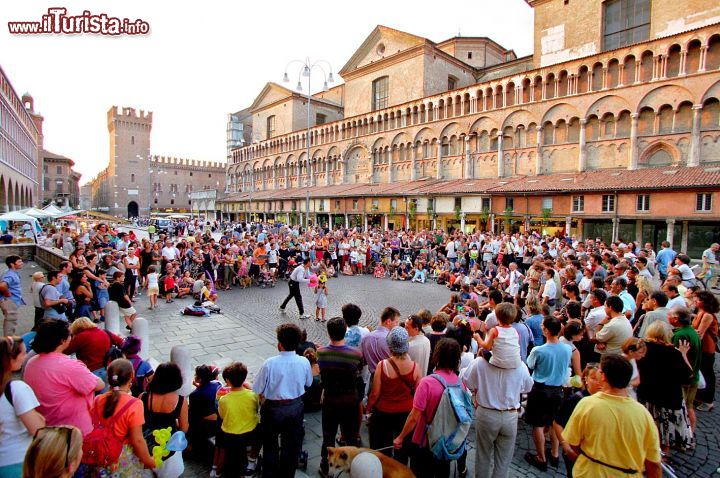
[367,326,420,466]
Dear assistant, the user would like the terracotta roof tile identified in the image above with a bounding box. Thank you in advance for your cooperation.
[218,166,720,201]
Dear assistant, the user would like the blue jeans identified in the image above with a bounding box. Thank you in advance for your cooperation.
[260,398,304,478]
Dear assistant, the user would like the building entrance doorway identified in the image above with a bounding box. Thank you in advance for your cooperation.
[127,201,139,218]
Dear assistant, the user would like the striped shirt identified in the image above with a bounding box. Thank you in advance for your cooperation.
[317,344,363,403]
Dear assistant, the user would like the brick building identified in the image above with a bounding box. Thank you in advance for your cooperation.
[87,106,225,218]
[0,67,41,211]
[221,0,720,255]
[41,150,82,209]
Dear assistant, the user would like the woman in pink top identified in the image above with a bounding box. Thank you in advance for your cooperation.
[393,338,463,477]
[23,319,105,436]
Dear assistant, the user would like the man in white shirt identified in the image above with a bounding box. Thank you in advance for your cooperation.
[585,289,608,339]
[663,283,687,309]
[594,296,633,356]
[541,268,557,313]
[405,315,430,377]
[462,354,534,478]
[280,258,311,318]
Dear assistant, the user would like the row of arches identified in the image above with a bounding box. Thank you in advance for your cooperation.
[226,80,720,191]
[235,33,720,163]
[0,175,34,212]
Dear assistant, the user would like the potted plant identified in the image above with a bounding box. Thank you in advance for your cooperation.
[454,205,462,220]
[541,207,552,227]
[503,206,513,231]
[408,200,416,221]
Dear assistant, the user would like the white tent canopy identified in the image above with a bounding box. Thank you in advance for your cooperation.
[42,204,64,216]
[21,207,55,219]
[0,211,39,222]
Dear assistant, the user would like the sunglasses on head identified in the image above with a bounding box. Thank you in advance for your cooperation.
[34,425,73,469]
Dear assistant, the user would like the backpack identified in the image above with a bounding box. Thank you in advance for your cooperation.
[129,357,152,397]
[425,374,474,461]
[3,380,15,407]
[183,305,209,317]
[103,330,124,367]
[82,396,137,467]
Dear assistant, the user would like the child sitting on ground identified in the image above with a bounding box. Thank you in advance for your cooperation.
[474,302,521,369]
[217,362,260,477]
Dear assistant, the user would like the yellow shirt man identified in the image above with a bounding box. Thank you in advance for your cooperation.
[218,388,260,435]
[563,392,660,477]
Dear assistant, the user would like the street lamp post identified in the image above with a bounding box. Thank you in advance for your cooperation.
[283,58,334,230]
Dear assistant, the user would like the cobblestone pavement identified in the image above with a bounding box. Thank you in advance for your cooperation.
[5,264,719,477]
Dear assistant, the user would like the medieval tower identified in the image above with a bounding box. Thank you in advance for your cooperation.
[107,106,152,217]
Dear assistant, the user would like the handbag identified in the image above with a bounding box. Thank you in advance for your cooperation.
[698,371,707,390]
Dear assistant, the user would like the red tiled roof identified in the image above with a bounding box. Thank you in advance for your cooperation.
[489,166,720,193]
[218,166,720,201]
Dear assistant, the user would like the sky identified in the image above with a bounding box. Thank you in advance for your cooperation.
[1,0,534,184]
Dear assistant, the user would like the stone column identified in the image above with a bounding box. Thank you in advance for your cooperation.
[387,148,394,183]
[272,167,277,189]
[577,218,584,241]
[286,212,290,224]
[464,137,472,179]
[681,221,689,254]
[131,317,150,360]
[436,142,443,179]
[628,113,639,170]
[635,219,643,244]
[363,214,368,231]
[688,105,702,167]
[460,212,466,232]
[171,345,194,397]
[325,159,331,186]
[344,213,349,228]
[497,133,504,177]
[565,217,572,237]
[297,162,303,188]
[679,50,688,75]
[611,217,620,242]
[383,214,389,231]
[105,302,120,335]
[666,219,675,248]
[699,46,708,72]
[489,213,495,234]
[578,119,587,172]
[284,166,289,187]
[411,147,418,181]
[535,126,543,175]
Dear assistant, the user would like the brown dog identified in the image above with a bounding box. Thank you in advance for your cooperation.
[239,276,252,289]
[327,446,415,478]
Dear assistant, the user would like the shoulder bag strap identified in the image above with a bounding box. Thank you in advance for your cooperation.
[386,358,415,393]
[4,379,15,408]
[578,447,638,475]
[104,396,138,428]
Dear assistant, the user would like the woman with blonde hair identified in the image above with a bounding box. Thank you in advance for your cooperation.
[65,317,123,392]
[637,321,694,454]
[633,275,656,323]
[1,336,45,477]
[22,425,82,478]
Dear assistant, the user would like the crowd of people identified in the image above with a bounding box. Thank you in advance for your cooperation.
[0,218,718,478]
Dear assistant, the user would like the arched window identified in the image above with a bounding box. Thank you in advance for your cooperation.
[372,76,389,111]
